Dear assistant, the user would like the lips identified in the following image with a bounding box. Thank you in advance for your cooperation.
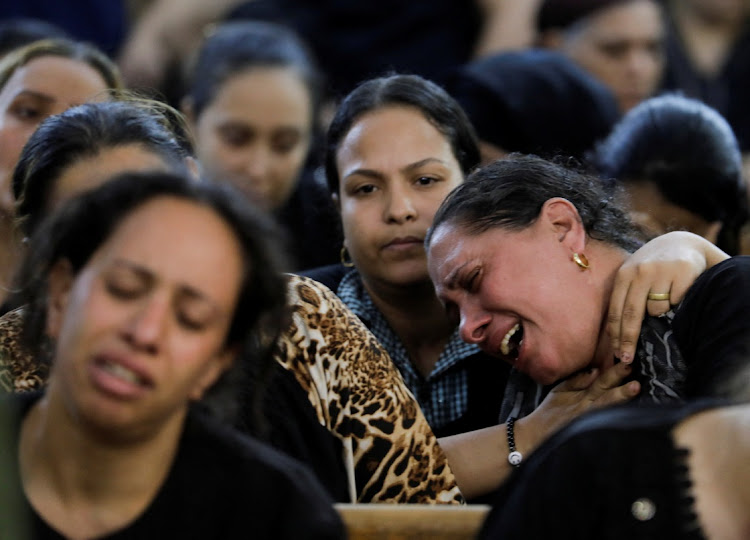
[383,235,423,249]
[89,352,154,399]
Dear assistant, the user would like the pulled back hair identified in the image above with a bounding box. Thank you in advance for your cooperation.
[446,49,619,160]
[16,170,290,421]
[594,94,749,255]
[13,99,192,237]
[185,20,323,124]
[325,73,481,195]
[0,37,122,92]
[537,0,644,32]
[427,154,642,253]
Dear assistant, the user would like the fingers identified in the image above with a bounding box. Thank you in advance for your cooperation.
[608,267,649,363]
[587,362,636,400]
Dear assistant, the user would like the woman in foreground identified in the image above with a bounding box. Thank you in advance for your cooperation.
[4,171,344,538]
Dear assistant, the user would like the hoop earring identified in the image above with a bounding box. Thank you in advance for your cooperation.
[340,246,355,268]
[572,252,589,269]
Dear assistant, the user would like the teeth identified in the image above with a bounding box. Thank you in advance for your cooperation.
[500,323,520,356]
[101,362,141,385]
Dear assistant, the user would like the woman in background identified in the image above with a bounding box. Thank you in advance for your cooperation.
[0,38,122,299]
[182,21,339,270]
[594,93,749,255]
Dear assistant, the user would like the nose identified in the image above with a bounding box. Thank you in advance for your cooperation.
[123,296,169,354]
[458,305,492,346]
[384,184,417,223]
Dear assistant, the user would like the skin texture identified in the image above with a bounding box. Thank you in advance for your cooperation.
[555,0,665,112]
[189,66,312,211]
[19,196,244,538]
[336,105,464,290]
[0,56,110,216]
[624,180,722,244]
[428,198,628,385]
[45,145,173,216]
[43,197,241,442]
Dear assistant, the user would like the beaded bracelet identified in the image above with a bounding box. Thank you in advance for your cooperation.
[506,416,523,467]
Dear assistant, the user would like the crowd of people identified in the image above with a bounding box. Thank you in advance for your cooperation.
[1,1,749,538]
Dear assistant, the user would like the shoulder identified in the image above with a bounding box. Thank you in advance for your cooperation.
[176,408,345,537]
[480,401,721,539]
[296,264,348,291]
[0,307,48,393]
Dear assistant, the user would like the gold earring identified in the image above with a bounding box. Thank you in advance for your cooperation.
[340,246,355,268]
[572,252,589,269]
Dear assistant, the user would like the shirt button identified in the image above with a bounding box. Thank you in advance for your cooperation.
[631,498,656,521]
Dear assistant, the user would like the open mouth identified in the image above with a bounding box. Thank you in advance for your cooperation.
[500,322,524,361]
[100,359,148,387]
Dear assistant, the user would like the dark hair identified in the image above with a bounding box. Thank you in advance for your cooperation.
[0,18,71,57]
[324,73,481,195]
[16,170,290,420]
[185,21,323,124]
[0,37,122,92]
[427,154,641,252]
[13,99,192,237]
[446,49,619,160]
[594,94,749,254]
[537,0,642,32]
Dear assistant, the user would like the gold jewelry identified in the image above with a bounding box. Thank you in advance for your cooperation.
[340,246,355,268]
[647,292,670,301]
[572,252,589,269]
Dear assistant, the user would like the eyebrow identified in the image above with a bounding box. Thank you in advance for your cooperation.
[343,157,449,182]
[12,89,55,103]
[111,259,222,313]
[443,261,469,290]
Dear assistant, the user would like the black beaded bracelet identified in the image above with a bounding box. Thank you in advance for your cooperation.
[506,416,523,468]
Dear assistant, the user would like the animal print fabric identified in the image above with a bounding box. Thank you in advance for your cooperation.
[277,275,463,504]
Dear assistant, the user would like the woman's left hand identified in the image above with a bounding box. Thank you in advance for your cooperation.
[607,231,729,363]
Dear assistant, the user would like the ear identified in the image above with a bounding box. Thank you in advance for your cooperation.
[331,192,340,213]
[46,259,74,339]
[538,29,564,50]
[181,96,196,128]
[188,347,235,401]
[184,156,201,179]
[539,197,587,252]
[703,221,723,246]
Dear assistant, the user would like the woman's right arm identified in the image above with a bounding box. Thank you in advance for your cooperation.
[439,362,639,500]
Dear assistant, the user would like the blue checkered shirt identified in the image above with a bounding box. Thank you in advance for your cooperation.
[337,268,481,430]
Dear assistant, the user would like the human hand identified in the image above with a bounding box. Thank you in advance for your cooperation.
[517,363,639,453]
[607,231,729,363]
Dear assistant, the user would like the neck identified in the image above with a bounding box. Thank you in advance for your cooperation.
[362,276,455,377]
[588,243,631,372]
[0,214,22,304]
[671,1,743,76]
[19,390,184,538]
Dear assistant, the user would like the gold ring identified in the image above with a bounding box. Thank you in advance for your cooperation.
[647,292,670,301]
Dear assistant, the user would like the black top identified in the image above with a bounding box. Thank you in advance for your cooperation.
[6,392,345,540]
[479,400,723,539]
[275,168,341,272]
[227,0,481,96]
[661,17,750,152]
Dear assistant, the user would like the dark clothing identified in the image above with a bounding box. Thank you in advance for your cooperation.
[661,18,750,152]
[302,264,510,438]
[275,168,341,271]
[227,0,482,97]
[246,360,351,502]
[6,392,345,540]
[500,256,750,420]
[479,400,720,539]
[0,2,127,56]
